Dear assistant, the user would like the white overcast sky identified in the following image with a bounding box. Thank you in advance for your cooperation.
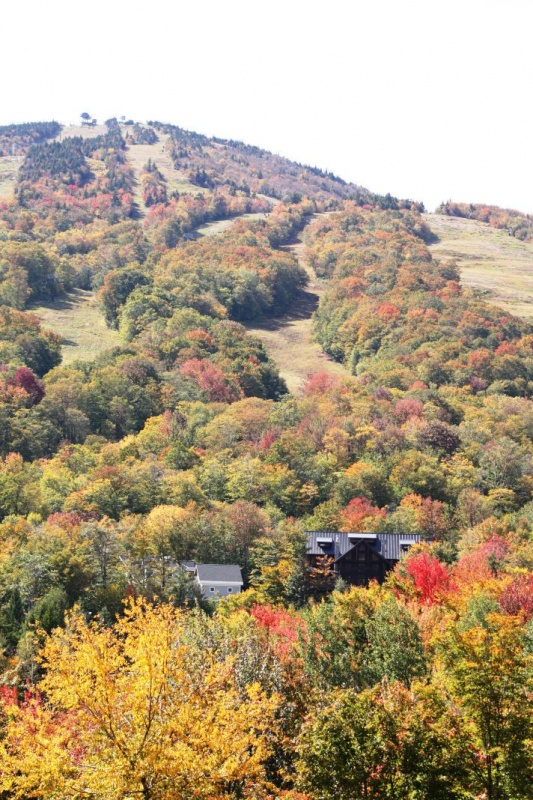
[2,0,532,212]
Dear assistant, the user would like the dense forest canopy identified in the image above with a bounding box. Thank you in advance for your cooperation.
[0,118,531,799]
[0,121,61,156]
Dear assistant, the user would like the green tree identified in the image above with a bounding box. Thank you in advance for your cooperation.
[0,586,25,650]
[297,681,472,800]
[363,596,426,687]
[28,587,68,633]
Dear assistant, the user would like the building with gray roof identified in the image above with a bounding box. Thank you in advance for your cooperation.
[305,531,421,586]
[194,563,244,600]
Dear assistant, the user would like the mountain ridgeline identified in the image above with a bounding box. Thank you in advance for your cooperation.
[0,118,531,800]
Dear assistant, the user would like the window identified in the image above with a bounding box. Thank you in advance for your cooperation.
[227,587,233,593]
[210,587,215,592]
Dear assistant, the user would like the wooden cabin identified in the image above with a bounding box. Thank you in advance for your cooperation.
[305,531,421,586]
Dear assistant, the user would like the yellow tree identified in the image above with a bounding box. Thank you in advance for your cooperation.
[0,599,280,799]
[439,613,533,800]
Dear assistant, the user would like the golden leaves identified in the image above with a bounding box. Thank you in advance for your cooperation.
[1,599,280,800]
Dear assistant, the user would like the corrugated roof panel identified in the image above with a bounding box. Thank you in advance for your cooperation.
[305,531,422,562]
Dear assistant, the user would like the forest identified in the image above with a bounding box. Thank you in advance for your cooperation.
[0,119,531,799]
[0,122,61,157]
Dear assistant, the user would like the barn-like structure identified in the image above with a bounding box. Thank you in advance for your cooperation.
[305,531,421,586]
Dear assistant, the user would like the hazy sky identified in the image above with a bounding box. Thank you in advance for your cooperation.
[2,0,532,212]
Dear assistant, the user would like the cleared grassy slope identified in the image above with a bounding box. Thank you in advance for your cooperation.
[0,157,23,198]
[425,213,533,320]
[192,212,348,395]
[244,225,347,395]
[54,124,108,140]
[31,289,121,364]
[195,212,269,237]
[125,128,206,214]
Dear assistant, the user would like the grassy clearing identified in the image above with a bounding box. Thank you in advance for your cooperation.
[195,217,242,237]
[54,124,108,141]
[425,213,533,320]
[31,289,121,364]
[195,212,268,237]
[125,130,205,215]
[0,157,22,198]
[244,231,347,396]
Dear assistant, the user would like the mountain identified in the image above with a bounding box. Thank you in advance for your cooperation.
[0,117,531,800]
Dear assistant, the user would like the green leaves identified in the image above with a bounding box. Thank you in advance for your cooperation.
[297,681,471,800]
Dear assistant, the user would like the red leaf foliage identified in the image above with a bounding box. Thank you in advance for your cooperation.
[180,359,242,403]
[499,575,533,619]
[339,497,386,531]
[405,552,451,604]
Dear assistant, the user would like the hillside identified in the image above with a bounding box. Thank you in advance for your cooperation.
[149,120,371,203]
[0,121,60,197]
[0,156,22,198]
[123,128,208,211]
[0,117,532,800]
[0,118,387,373]
[244,217,347,393]
[425,212,533,319]
[437,200,533,241]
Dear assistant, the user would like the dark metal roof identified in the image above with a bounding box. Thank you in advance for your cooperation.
[305,531,421,563]
[195,564,243,584]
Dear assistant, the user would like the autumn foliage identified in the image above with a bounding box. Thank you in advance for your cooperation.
[403,551,452,604]
[0,119,532,799]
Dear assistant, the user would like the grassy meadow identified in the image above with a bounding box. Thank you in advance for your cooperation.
[125,129,206,213]
[425,213,533,320]
[54,124,108,140]
[0,157,23,198]
[31,289,121,364]
[245,236,347,395]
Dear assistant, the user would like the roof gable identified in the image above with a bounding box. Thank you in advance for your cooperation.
[334,538,388,565]
[305,531,421,561]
